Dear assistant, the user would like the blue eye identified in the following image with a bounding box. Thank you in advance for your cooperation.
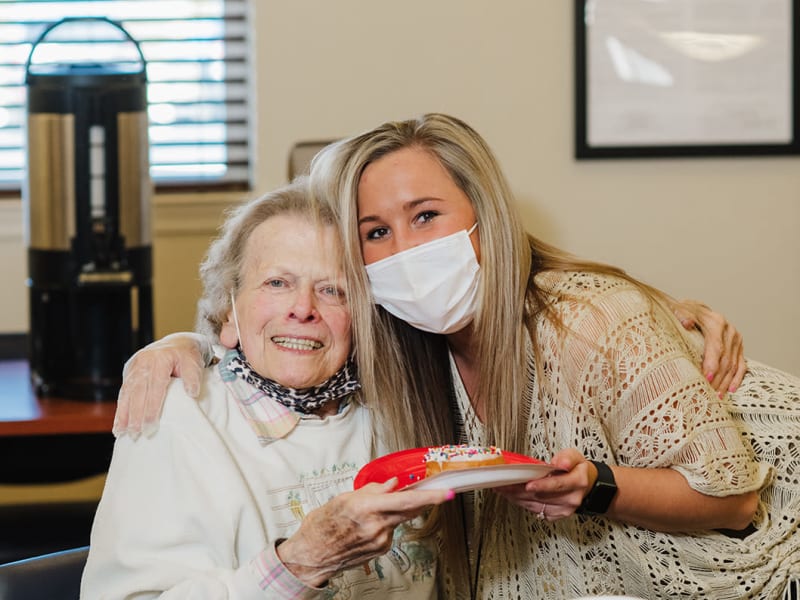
[317,284,346,305]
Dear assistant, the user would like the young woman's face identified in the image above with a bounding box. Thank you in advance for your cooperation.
[356,147,480,265]
[220,215,352,388]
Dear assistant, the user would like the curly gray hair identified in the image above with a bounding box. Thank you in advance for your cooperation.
[194,177,335,341]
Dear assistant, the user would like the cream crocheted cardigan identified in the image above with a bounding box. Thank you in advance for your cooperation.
[446,271,800,600]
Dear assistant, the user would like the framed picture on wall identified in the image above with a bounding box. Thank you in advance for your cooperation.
[574,0,800,158]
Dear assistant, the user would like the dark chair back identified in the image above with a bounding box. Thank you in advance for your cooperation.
[0,501,97,564]
[0,546,88,600]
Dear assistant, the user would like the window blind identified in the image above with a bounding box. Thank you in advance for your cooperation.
[0,0,250,191]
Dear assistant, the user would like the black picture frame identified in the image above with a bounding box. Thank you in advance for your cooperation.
[575,0,800,159]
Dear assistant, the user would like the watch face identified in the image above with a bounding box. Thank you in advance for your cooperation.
[592,481,617,511]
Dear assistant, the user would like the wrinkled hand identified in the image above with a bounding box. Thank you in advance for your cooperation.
[672,299,746,395]
[277,479,453,587]
[494,449,592,521]
[113,332,209,439]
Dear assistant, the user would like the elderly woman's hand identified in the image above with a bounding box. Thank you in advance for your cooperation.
[671,299,746,396]
[113,332,212,439]
[276,479,453,587]
[493,448,591,520]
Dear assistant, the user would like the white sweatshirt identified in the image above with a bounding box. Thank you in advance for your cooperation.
[81,367,437,599]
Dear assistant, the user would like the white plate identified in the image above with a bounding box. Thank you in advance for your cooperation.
[405,463,557,493]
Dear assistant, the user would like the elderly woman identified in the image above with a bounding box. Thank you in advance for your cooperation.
[80,180,452,599]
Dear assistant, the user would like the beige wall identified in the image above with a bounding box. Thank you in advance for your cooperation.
[1,1,798,375]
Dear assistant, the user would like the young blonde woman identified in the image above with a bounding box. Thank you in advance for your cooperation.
[300,113,799,599]
[113,114,799,599]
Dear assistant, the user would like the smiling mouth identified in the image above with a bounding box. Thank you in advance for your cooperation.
[272,336,323,351]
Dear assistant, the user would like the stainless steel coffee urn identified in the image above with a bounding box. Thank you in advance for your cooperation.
[24,17,153,400]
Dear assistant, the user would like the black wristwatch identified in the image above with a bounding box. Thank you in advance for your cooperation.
[576,460,617,515]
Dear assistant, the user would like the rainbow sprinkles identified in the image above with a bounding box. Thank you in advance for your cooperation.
[424,444,505,476]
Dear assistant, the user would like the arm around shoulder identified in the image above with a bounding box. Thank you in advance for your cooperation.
[553,278,764,532]
[114,331,215,438]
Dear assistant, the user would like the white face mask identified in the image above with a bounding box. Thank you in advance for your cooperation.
[365,223,479,334]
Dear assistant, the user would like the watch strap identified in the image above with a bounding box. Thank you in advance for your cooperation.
[576,460,617,516]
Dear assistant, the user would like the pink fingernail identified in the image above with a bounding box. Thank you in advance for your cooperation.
[706,372,714,382]
[445,489,455,501]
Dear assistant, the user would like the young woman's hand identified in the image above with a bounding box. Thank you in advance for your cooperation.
[496,448,757,532]
[672,299,746,396]
[113,332,211,438]
[494,449,590,520]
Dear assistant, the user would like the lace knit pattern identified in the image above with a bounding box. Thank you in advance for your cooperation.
[443,271,800,600]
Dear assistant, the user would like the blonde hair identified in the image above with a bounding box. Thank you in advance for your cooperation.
[310,113,677,592]
[311,113,669,452]
[196,177,335,341]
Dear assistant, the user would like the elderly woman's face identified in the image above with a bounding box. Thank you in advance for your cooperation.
[220,214,351,388]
